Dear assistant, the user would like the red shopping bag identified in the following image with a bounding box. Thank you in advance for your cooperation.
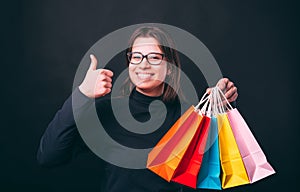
[171,115,211,188]
[147,107,205,181]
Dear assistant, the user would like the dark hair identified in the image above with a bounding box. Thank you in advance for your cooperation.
[123,26,183,103]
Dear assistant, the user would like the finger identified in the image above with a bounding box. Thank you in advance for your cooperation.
[221,77,229,85]
[100,81,112,88]
[226,89,238,103]
[103,76,112,82]
[217,81,226,92]
[226,81,234,90]
[225,87,237,100]
[89,54,98,71]
[97,79,112,88]
[97,74,112,82]
[102,88,111,95]
[228,93,238,102]
[206,88,212,94]
[217,78,228,91]
[96,87,111,98]
[219,78,229,92]
[100,69,114,77]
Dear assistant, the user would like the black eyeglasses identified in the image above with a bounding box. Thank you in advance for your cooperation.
[127,52,165,65]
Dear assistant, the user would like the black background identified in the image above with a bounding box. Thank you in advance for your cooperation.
[1,0,299,191]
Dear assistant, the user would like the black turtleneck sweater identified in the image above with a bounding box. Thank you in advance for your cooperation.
[37,87,191,192]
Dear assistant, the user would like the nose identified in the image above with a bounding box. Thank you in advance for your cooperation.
[139,57,151,69]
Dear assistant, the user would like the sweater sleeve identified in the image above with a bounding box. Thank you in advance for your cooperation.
[37,87,93,167]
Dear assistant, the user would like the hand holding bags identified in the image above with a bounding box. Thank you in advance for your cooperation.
[147,86,275,190]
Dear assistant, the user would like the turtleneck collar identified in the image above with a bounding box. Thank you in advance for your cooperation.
[130,88,163,105]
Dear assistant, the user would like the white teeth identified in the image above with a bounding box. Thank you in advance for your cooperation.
[137,73,153,79]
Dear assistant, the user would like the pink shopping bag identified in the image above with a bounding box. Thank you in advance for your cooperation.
[227,108,275,183]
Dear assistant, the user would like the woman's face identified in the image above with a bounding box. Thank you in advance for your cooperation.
[129,37,168,97]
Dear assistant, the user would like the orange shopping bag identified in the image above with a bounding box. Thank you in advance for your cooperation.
[171,115,211,188]
[147,95,209,181]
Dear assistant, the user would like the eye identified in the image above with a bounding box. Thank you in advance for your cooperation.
[131,53,142,61]
[148,54,162,61]
[133,55,142,59]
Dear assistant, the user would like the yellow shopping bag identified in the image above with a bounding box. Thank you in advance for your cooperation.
[217,113,250,189]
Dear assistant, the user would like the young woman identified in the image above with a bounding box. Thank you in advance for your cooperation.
[37,26,238,192]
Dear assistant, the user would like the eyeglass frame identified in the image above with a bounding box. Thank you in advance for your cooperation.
[126,52,165,65]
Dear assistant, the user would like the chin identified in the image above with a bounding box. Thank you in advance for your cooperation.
[135,80,162,88]
[135,81,164,95]
[136,83,156,90]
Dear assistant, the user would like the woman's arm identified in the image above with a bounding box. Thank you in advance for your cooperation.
[37,54,113,167]
[37,87,93,167]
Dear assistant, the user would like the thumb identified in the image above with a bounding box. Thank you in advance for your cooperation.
[217,78,227,91]
[88,54,98,71]
[206,88,212,94]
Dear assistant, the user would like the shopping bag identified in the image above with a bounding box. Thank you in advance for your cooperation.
[147,106,194,165]
[217,113,250,189]
[214,87,276,183]
[147,106,205,181]
[171,115,211,188]
[197,117,222,190]
[227,108,276,183]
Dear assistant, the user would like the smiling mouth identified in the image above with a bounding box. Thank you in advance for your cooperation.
[136,72,154,80]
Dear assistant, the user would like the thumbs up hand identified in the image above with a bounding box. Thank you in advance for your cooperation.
[79,54,114,98]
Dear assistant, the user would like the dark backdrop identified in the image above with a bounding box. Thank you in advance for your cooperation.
[2,0,299,191]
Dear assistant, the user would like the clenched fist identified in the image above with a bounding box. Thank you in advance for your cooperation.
[206,78,238,103]
[79,54,114,98]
